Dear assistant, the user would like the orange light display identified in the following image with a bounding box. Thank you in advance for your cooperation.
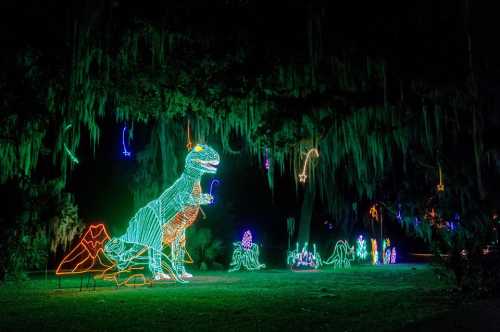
[437,166,444,192]
[369,204,379,222]
[56,224,114,275]
[186,119,193,150]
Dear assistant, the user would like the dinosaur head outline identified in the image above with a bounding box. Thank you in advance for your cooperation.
[185,144,220,175]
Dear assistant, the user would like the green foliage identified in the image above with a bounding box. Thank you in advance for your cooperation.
[49,194,85,254]
[186,226,223,270]
[0,176,74,280]
[0,48,48,183]
[4,226,48,281]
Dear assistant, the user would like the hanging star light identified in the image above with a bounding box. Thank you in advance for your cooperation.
[122,125,131,157]
[369,204,379,222]
[298,148,319,183]
[63,124,79,164]
[437,165,445,192]
[186,119,193,150]
[396,209,402,223]
[228,230,266,272]
[209,179,220,205]
[264,147,270,170]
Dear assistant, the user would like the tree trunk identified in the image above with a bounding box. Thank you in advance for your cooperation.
[464,0,486,200]
[297,184,316,244]
[159,119,169,188]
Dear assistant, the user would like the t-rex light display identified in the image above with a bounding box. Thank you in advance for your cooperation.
[104,144,219,281]
[57,144,220,284]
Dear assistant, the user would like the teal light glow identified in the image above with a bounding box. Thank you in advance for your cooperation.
[371,239,378,265]
[63,124,79,164]
[323,240,355,268]
[228,230,266,272]
[104,144,220,282]
[382,238,391,264]
[356,235,368,260]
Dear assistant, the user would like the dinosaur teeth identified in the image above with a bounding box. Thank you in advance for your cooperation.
[195,159,219,172]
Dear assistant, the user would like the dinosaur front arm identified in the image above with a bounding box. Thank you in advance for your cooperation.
[174,192,213,211]
[199,193,213,205]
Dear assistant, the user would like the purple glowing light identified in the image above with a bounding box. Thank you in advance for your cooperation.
[122,126,132,157]
[264,148,270,170]
[242,230,253,250]
[209,179,220,205]
[390,247,397,264]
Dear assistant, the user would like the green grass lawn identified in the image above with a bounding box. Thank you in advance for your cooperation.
[0,264,482,331]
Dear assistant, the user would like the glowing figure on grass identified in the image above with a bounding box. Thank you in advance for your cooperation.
[371,239,378,265]
[356,235,368,261]
[381,238,397,265]
[390,247,397,264]
[323,240,355,269]
[298,148,319,183]
[228,230,266,272]
[287,242,322,270]
[382,238,390,264]
[104,144,219,282]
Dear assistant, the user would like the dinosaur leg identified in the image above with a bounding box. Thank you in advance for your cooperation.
[172,230,192,278]
[149,247,171,280]
[105,239,146,271]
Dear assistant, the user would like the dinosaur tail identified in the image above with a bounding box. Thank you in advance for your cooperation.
[56,224,114,275]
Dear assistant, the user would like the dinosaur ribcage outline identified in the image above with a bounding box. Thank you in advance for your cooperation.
[162,183,201,246]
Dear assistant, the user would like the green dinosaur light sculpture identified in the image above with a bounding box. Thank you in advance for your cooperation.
[323,240,355,269]
[104,144,220,282]
[228,230,265,272]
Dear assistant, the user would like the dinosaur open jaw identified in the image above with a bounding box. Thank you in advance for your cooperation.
[197,159,219,172]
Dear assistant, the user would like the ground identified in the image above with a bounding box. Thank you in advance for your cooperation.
[0,264,498,331]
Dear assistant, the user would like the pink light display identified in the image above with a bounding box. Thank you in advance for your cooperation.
[242,230,253,250]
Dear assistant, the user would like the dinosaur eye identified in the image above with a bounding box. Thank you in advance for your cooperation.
[194,145,204,152]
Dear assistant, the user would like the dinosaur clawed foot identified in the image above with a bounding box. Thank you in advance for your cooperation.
[154,272,171,280]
